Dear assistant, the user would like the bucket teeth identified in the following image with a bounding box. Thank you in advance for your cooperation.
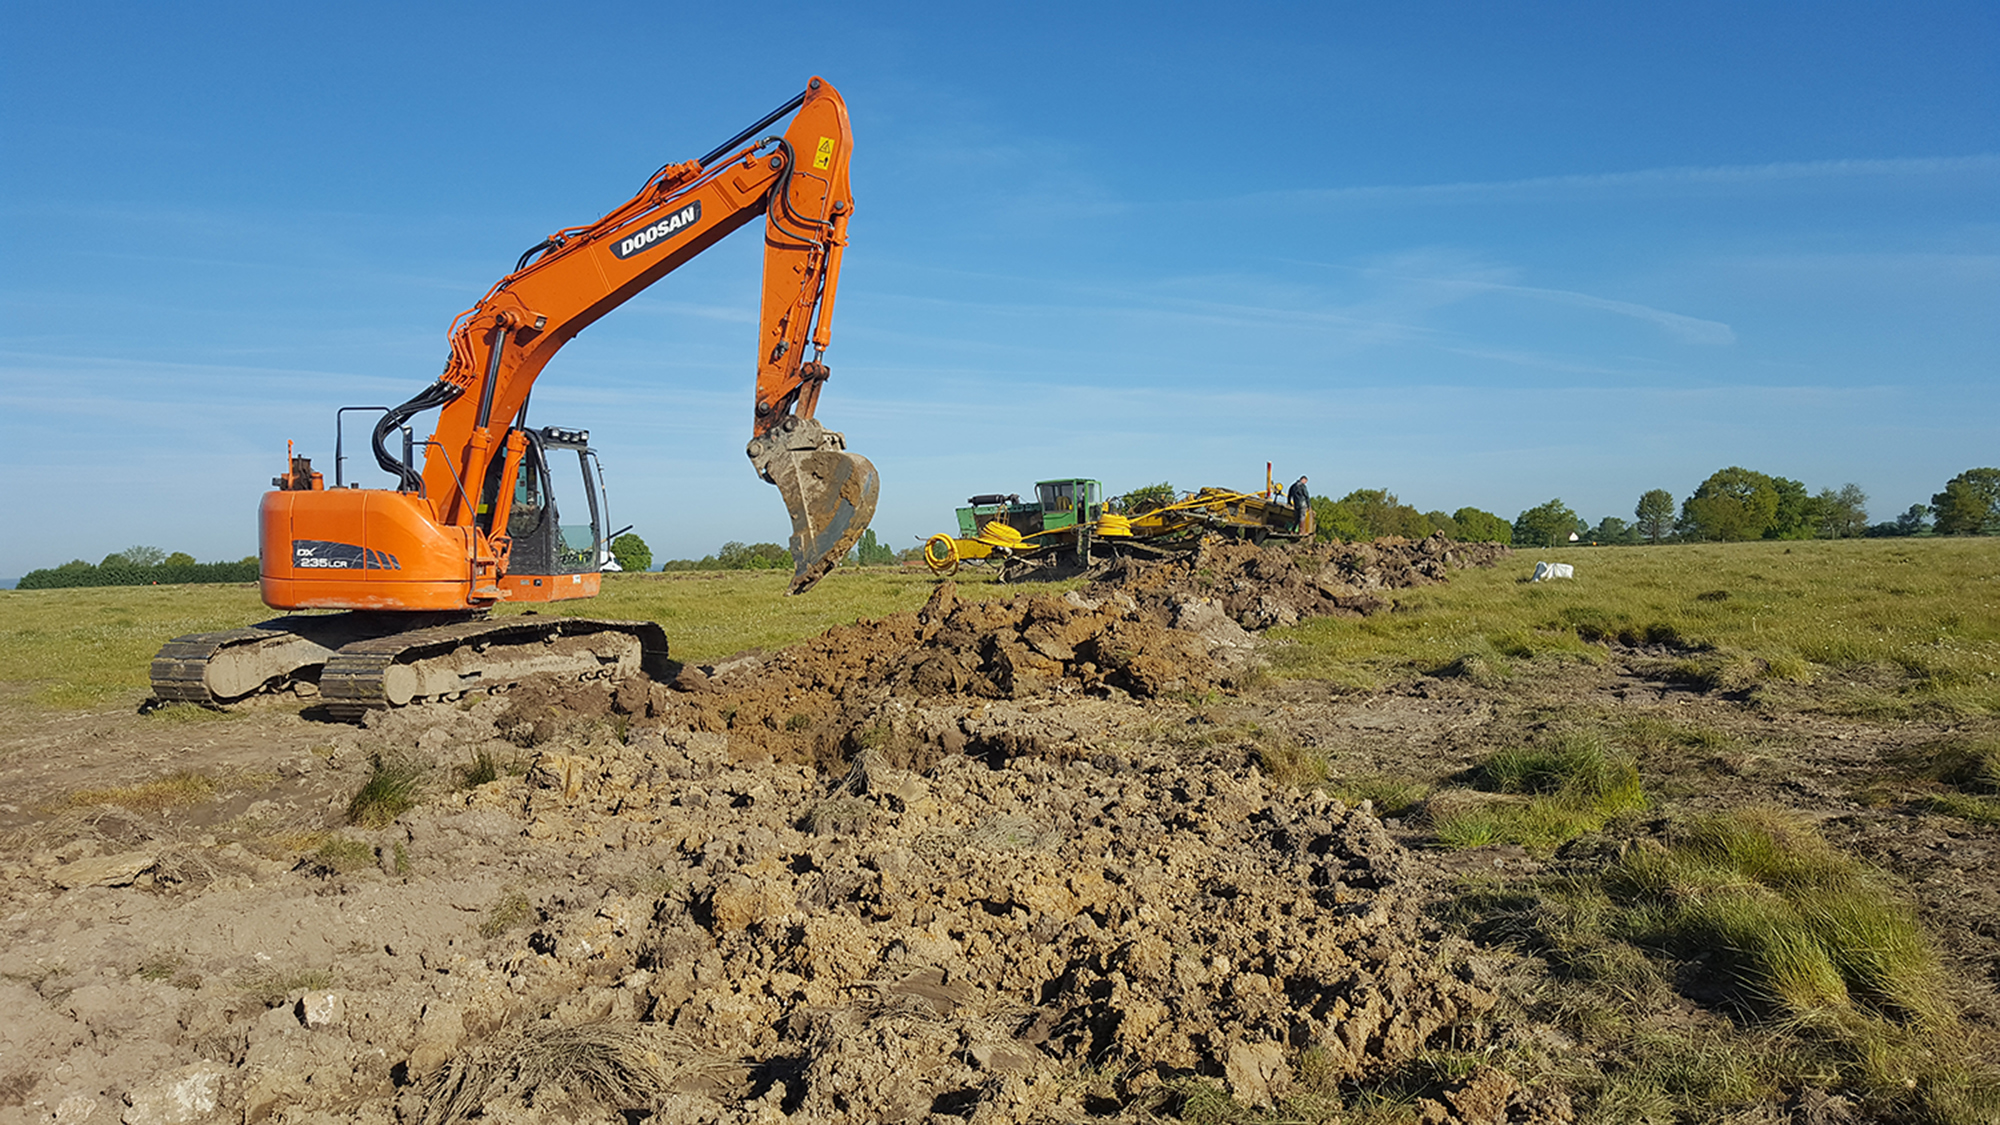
[748,417,881,594]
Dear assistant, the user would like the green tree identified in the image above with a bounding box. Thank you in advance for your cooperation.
[1866,504,1931,537]
[1422,510,1459,539]
[1451,507,1513,544]
[1311,496,1365,542]
[851,528,897,566]
[1112,482,1175,514]
[1338,488,1430,540]
[164,551,197,567]
[1931,467,2000,535]
[716,541,791,569]
[1588,516,1635,545]
[1679,467,1780,542]
[1765,476,1818,540]
[1815,484,1868,539]
[109,545,166,567]
[1514,499,1581,548]
[609,532,652,572]
[1634,488,1675,544]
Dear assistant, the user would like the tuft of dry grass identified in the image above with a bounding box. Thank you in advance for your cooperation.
[67,770,216,813]
[478,891,534,939]
[299,836,375,877]
[803,796,874,836]
[236,965,334,1008]
[1256,740,1329,789]
[421,1022,733,1125]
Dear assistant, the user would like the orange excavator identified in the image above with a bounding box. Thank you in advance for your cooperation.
[151,77,878,719]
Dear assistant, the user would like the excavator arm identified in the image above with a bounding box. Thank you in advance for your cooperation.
[380,76,875,593]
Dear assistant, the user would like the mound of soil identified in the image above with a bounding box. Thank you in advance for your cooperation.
[1085,532,1510,631]
[567,535,1511,777]
[426,719,1555,1123]
[0,535,1582,1125]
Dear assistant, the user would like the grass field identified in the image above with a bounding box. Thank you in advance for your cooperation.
[1,538,1992,712]
[1273,537,2000,716]
[0,565,967,708]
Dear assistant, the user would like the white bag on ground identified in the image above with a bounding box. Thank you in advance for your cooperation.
[1531,561,1575,582]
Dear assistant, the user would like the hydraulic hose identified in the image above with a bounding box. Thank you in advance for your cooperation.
[373,380,463,492]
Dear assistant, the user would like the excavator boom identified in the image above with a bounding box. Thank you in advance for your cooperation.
[400,77,875,593]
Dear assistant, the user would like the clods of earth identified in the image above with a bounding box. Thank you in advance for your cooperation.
[0,534,1992,1123]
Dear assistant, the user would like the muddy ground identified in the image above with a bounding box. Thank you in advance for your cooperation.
[0,535,1993,1124]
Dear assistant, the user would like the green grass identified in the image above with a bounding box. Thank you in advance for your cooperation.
[9,540,1991,715]
[0,567,968,709]
[0,582,268,707]
[347,754,425,829]
[1431,731,1647,851]
[1331,775,1431,819]
[1926,733,2000,794]
[1608,804,1952,1024]
[1442,809,2000,1124]
[306,835,377,875]
[1271,539,2000,715]
[457,750,502,789]
[1870,733,2000,826]
[522,566,978,667]
[1255,740,1329,789]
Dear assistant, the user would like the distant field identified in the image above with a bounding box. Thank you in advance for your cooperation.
[1274,537,2000,715]
[0,539,1992,713]
[0,566,967,709]
[523,566,978,665]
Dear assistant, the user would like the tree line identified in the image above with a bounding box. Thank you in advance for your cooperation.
[17,546,259,589]
[1119,465,1997,551]
[1505,465,1997,550]
[645,529,905,573]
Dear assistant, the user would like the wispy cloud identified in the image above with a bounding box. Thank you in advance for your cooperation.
[1442,279,1735,345]
[1286,250,1736,346]
[1253,154,2000,207]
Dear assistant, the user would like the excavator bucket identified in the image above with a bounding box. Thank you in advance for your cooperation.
[747,417,881,594]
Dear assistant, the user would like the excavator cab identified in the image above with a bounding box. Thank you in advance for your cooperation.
[490,426,613,602]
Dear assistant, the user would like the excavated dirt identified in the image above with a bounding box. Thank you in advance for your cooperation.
[1,534,1994,1124]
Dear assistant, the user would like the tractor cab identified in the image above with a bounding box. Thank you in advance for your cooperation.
[953,478,1102,539]
[944,478,1103,566]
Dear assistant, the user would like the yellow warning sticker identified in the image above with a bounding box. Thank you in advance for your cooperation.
[814,136,835,170]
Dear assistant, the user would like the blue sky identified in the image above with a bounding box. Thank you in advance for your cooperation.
[3,2,1994,578]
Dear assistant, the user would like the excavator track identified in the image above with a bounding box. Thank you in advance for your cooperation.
[150,613,438,708]
[151,613,670,718]
[151,625,317,706]
[318,616,671,722]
